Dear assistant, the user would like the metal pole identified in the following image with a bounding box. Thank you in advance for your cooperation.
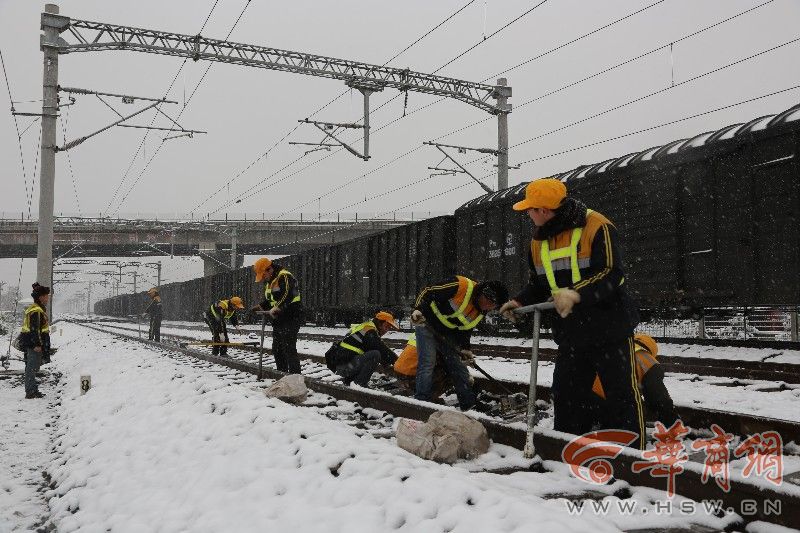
[791,308,798,342]
[494,78,511,191]
[37,5,65,302]
[156,261,162,289]
[512,302,555,460]
[361,89,372,160]
[230,227,238,269]
[86,282,91,315]
[258,314,266,380]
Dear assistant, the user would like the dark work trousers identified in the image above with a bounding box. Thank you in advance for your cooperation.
[552,337,645,449]
[273,320,301,374]
[24,348,42,395]
[337,350,381,386]
[641,365,679,427]
[148,316,162,342]
[204,317,229,356]
[414,325,476,410]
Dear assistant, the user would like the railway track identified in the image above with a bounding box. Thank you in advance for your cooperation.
[103,318,800,383]
[72,318,800,530]
[91,319,800,444]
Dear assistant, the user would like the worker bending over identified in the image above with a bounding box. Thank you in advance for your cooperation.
[203,296,245,356]
[253,258,303,374]
[500,178,644,448]
[412,276,508,412]
[393,332,456,401]
[591,333,679,428]
[330,311,399,387]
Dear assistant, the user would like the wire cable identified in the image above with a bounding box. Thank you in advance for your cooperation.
[60,105,82,216]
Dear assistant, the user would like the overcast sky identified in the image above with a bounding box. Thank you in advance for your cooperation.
[2,0,799,308]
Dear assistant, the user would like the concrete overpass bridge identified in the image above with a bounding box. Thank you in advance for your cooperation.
[0,216,411,275]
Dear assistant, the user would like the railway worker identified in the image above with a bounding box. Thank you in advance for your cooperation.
[20,283,53,399]
[498,178,644,448]
[203,296,245,356]
[330,311,399,387]
[143,287,163,342]
[591,333,679,428]
[393,333,450,399]
[252,257,303,374]
[411,276,508,412]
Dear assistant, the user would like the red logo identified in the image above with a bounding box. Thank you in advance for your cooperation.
[632,420,689,497]
[691,424,734,493]
[562,430,639,484]
[734,431,783,487]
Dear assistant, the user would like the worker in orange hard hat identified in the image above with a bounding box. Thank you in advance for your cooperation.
[590,334,679,427]
[252,257,303,374]
[143,287,162,342]
[202,296,245,357]
[499,177,643,448]
[326,311,399,387]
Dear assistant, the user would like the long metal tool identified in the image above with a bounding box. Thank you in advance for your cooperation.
[514,302,556,459]
[258,315,267,381]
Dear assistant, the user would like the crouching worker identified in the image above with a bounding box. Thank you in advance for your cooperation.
[331,311,399,387]
[411,276,508,411]
[393,333,450,400]
[202,296,245,356]
[591,333,679,427]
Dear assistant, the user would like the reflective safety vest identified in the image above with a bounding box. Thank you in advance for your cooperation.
[592,341,658,399]
[339,321,378,355]
[210,302,234,321]
[21,303,49,334]
[265,269,301,307]
[538,209,623,295]
[393,333,418,377]
[430,275,483,331]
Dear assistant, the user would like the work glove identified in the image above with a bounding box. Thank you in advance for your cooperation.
[268,306,280,319]
[459,349,475,365]
[410,309,426,325]
[498,300,522,322]
[553,289,581,318]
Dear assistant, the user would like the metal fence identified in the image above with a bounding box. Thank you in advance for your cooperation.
[638,307,799,341]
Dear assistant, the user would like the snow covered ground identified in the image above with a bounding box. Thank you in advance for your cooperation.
[0,322,765,532]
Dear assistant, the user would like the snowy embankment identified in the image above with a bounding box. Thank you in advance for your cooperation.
[1,322,742,531]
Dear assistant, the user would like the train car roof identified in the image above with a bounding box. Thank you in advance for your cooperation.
[459,102,800,209]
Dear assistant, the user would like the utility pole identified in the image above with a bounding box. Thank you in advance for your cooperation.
[36,5,68,294]
[156,261,162,289]
[230,227,237,269]
[86,282,91,315]
[132,270,138,294]
[494,78,512,191]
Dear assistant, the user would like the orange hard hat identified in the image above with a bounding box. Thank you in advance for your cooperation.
[512,178,567,211]
[375,311,399,330]
[147,287,158,296]
[634,333,658,357]
[229,296,245,309]
[253,257,273,282]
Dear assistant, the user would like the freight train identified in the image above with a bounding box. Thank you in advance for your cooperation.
[96,102,800,324]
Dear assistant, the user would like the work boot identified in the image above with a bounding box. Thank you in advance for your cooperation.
[25,391,45,399]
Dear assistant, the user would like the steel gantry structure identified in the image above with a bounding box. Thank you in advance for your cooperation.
[35,4,513,306]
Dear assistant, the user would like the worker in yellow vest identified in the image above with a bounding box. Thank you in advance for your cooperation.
[499,178,644,449]
[202,297,245,356]
[411,275,508,411]
[20,283,53,398]
[591,334,679,427]
[253,258,303,374]
[330,311,399,387]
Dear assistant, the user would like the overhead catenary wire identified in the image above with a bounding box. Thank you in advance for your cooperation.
[110,0,254,216]
[60,105,82,216]
[516,85,800,167]
[188,0,481,215]
[214,0,553,217]
[104,0,224,213]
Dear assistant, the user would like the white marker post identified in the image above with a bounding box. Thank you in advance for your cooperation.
[514,302,555,459]
[80,375,91,395]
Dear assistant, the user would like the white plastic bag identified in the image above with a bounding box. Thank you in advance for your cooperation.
[264,374,308,404]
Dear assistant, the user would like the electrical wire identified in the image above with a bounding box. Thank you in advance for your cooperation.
[61,105,82,216]
[188,0,480,215]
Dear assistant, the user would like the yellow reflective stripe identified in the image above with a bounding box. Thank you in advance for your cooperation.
[541,227,583,294]
[21,304,48,333]
[429,278,484,330]
[407,333,416,347]
[209,304,219,319]
[340,342,364,355]
[266,269,301,306]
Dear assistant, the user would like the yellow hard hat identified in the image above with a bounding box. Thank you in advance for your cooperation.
[512,178,567,211]
[229,296,245,309]
[253,257,273,282]
[634,333,658,357]
[375,311,399,330]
